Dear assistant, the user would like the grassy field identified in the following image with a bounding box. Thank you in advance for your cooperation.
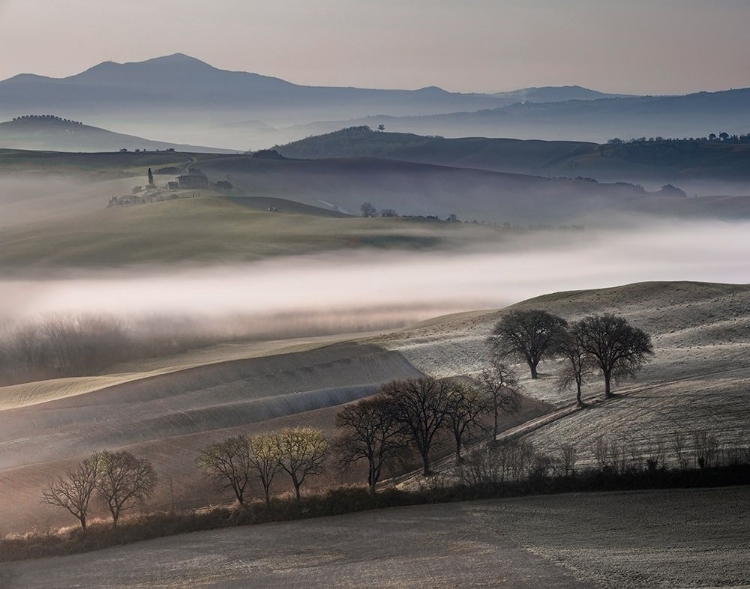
[2,486,746,588]
[0,195,507,269]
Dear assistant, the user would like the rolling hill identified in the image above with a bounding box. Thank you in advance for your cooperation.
[0,116,232,153]
[1,280,748,539]
[274,127,750,186]
[309,88,750,145]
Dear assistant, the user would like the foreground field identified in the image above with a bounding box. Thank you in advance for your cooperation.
[2,487,747,588]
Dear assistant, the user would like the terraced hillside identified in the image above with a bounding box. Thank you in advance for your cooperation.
[0,343,422,533]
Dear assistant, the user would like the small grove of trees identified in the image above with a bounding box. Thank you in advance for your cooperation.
[42,451,156,531]
[337,377,500,485]
[198,428,328,506]
[491,309,653,401]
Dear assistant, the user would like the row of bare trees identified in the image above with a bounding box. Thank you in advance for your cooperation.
[197,427,329,506]
[490,310,654,402]
[198,376,518,504]
[42,451,156,531]
[336,376,519,487]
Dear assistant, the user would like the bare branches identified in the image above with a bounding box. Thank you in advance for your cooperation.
[42,454,101,531]
[335,396,407,492]
[476,364,520,439]
[197,435,253,507]
[274,427,329,503]
[490,310,568,379]
[382,377,453,476]
[96,450,157,527]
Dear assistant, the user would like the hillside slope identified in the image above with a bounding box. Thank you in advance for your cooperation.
[0,116,232,153]
[377,281,750,471]
[0,343,423,533]
[275,127,750,185]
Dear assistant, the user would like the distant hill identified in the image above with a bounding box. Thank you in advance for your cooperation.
[275,127,750,186]
[306,88,750,145]
[196,154,746,224]
[0,54,634,149]
[0,115,232,153]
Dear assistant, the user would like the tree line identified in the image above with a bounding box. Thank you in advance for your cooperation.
[41,308,655,531]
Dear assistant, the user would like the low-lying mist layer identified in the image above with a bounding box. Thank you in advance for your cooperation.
[0,219,746,385]
[5,220,749,316]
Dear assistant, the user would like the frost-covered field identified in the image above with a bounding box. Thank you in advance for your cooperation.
[2,487,747,589]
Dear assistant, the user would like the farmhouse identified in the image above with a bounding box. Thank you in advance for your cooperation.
[177,171,209,189]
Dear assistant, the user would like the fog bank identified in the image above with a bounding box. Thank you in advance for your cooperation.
[1,221,747,331]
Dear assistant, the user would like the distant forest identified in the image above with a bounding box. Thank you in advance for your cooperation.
[12,115,84,125]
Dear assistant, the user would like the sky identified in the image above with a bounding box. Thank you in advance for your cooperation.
[0,0,749,94]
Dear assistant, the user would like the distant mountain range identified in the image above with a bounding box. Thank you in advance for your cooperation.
[0,115,233,153]
[0,54,748,149]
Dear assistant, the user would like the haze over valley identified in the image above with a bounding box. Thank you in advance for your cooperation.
[1,2,749,587]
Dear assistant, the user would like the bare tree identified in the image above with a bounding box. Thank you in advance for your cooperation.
[275,427,329,503]
[490,310,568,379]
[382,377,453,475]
[556,324,594,406]
[360,202,377,218]
[558,443,578,476]
[476,363,520,439]
[248,433,282,507]
[335,396,406,493]
[96,450,157,527]
[574,314,654,398]
[42,454,101,531]
[198,436,253,507]
[444,380,489,461]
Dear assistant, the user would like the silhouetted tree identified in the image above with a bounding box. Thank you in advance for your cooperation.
[380,208,398,217]
[382,377,452,475]
[198,436,253,507]
[476,363,520,439]
[377,124,386,132]
[335,396,406,492]
[360,202,378,217]
[96,450,157,527]
[444,380,489,460]
[557,324,594,406]
[275,427,329,503]
[574,313,654,398]
[42,453,101,531]
[490,310,568,379]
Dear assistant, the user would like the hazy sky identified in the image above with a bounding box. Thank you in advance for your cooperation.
[1,0,749,94]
